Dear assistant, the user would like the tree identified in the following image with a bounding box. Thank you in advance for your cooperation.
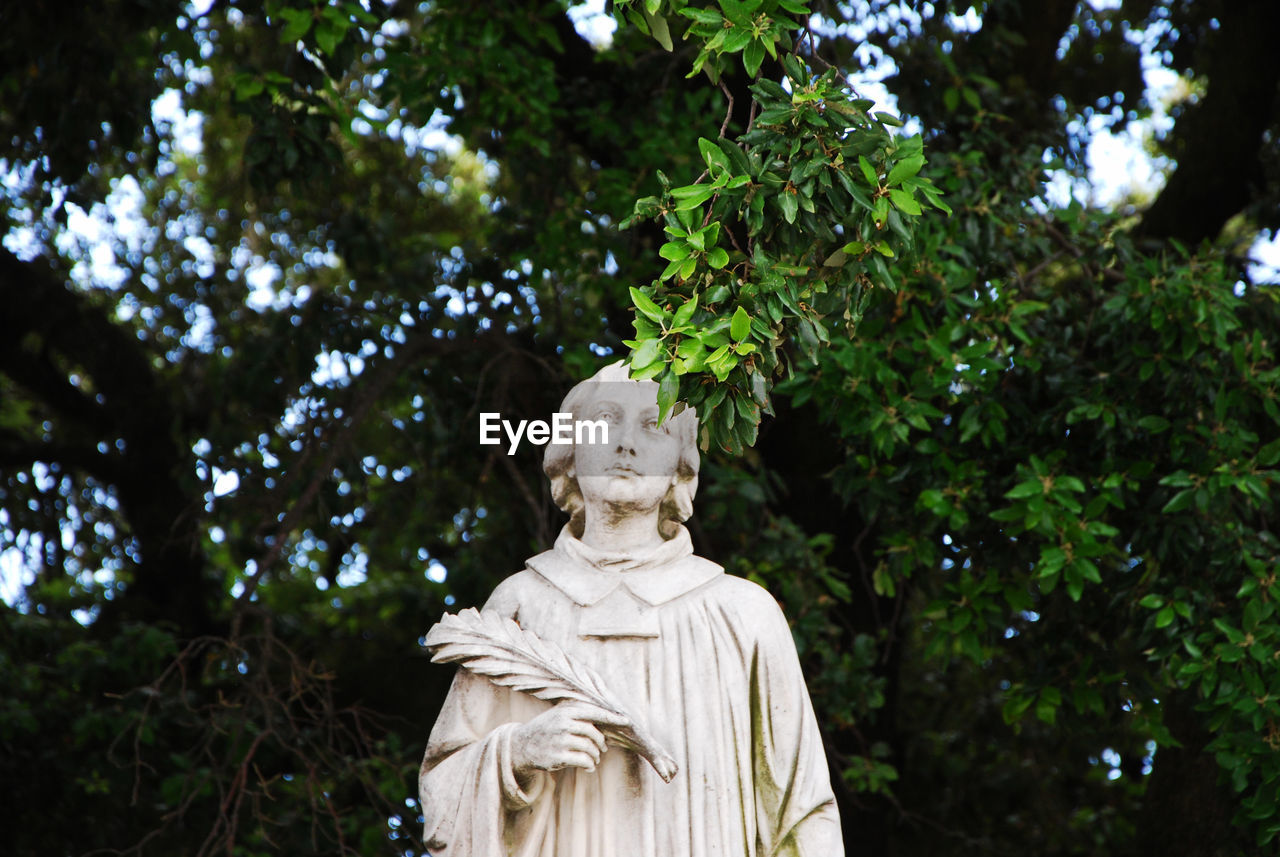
[2,1,1278,855]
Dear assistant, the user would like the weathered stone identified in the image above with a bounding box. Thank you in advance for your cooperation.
[419,363,842,856]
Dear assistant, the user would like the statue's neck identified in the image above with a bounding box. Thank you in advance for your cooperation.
[580,505,665,554]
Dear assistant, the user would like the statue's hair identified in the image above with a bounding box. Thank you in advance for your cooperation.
[544,362,700,540]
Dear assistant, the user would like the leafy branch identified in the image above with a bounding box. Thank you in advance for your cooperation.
[616,0,950,454]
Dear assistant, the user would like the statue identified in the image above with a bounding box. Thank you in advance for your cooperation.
[419,363,844,856]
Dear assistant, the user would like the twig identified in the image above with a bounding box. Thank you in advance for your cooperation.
[497,451,553,548]
[724,222,747,256]
[702,199,721,228]
[1018,249,1065,285]
[1042,219,1125,282]
[719,79,735,138]
[804,20,857,93]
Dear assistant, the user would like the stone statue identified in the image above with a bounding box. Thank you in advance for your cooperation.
[419,363,843,856]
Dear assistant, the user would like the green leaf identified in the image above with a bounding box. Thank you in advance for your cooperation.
[1010,300,1048,317]
[672,295,698,328]
[643,9,673,51]
[1037,547,1067,577]
[1161,488,1195,514]
[778,191,798,223]
[1137,415,1171,433]
[630,286,669,323]
[1003,692,1035,724]
[659,241,691,261]
[756,105,794,125]
[314,20,339,55]
[671,184,716,210]
[630,336,663,370]
[1075,558,1101,583]
[858,155,878,187]
[888,188,922,216]
[886,154,925,186]
[706,247,730,269]
[730,306,751,341]
[958,631,983,663]
[233,76,265,101]
[1035,688,1061,724]
[722,26,751,53]
[657,368,680,425]
[743,39,765,77]
[279,8,312,43]
[681,8,725,26]
[1005,479,1043,499]
[716,138,752,177]
[1056,476,1086,493]
[698,137,732,175]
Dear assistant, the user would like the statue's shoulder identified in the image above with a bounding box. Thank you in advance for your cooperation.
[482,567,561,617]
[711,571,792,624]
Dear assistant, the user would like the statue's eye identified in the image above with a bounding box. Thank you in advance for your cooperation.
[643,418,670,434]
[592,407,621,423]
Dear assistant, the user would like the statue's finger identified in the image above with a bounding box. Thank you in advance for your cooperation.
[563,734,602,764]
[564,702,630,728]
[569,722,607,755]
[553,750,597,773]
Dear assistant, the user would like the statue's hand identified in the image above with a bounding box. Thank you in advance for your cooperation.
[510,702,630,778]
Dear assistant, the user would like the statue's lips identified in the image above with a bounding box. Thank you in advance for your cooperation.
[604,464,642,477]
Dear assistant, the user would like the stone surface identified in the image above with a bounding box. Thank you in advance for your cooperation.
[419,363,843,856]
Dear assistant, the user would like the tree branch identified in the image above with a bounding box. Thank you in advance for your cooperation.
[0,431,123,483]
[231,327,512,635]
[0,246,212,633]
[1136,0,1280,246]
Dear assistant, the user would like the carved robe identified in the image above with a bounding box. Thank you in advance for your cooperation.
[419,526,843,857]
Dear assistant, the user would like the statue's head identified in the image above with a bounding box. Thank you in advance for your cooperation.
[544,362,700,540]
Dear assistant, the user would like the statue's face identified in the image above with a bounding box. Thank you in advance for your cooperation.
[573,381,681,516]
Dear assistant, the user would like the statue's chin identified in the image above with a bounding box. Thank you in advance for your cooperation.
[580,474,669,514]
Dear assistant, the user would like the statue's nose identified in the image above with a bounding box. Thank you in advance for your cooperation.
[614,420,638,452]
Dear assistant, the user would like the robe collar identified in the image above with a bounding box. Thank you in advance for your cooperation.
[526,525,723,608]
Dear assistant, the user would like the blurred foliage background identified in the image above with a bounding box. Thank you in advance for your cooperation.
[2,1,1279,855]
